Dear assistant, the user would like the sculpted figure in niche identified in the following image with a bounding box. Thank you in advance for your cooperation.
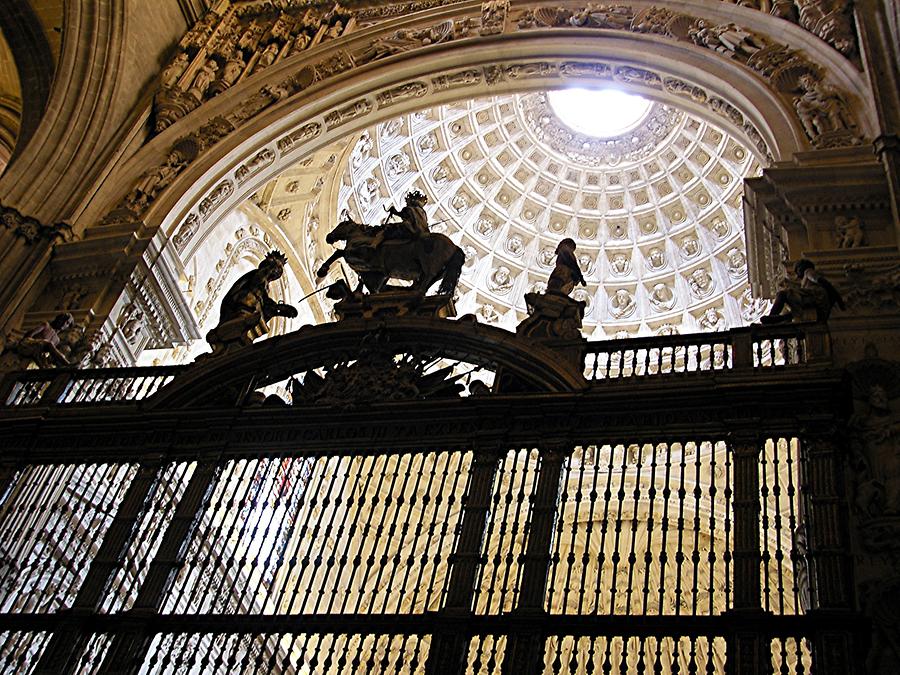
[680,236,701,260]
[711,218,730,239]
[357,21,454,64]
[2,313,75,368]
[475,217,496,238]
[698,307,726,331]
[218,52,246,92]
[609,289,636,318]
[689,268,715,297]
[431,165,450,186]
[382,118,403,139]
[836,215,866,248]
[577,253,594,276]
[794,74,854,139]
[478,303,500,323]
[796,0,856,55]
[238,21,264,53]
[161,52,190,88]
[267,14,293,43]
[125,150,189,212]
[188,59,218,101]
[547,238,586,295]
[417,133,438,155]
[489,266,514,294]
[761,258,844,323]
[180,11,218,51]
[324,20,345,41]
[689,20,766,59]
[205,251,298,357]
[449,194,468,214]
[726,247,747,276]
[538,246,556,267]
[647,247,667,270]
[357,177,380,212]
[569,4,634,29]
[610,253,631,276]
[649,283,676,311]
[462,244,478,270]
[386,152,410,180]
[851,384,900,515]
[255,43,280,72]
[739,288,769,322]
[291,31,312,54]
[506,234,526,257]
[351,131,372,170]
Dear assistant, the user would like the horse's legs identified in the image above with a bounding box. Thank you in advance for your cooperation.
[362,272,386,293]
[437,248,465,296]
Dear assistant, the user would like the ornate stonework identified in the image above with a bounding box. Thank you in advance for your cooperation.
[0,202,74,245]
[98,0,868,235]
[519,93,682,167]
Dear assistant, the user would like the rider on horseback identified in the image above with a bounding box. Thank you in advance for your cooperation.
[384,190,429,240]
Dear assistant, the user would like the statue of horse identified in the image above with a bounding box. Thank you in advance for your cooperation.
[317,218,464,296]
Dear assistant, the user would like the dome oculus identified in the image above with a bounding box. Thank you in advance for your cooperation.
[547,88,653,138]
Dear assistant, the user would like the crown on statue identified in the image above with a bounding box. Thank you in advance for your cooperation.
[406,190,427,203]
[263,250,288,267]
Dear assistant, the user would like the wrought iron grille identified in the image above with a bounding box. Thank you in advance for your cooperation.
[0,434,852,674]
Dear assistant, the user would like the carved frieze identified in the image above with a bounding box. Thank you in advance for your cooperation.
[324,99,373,129]
[376,81,428,108]
[276,122,323,155]
[104,1,866,232]
[198,181,235,221]
[234,148,276,184]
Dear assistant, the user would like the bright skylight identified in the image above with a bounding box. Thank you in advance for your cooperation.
[547,88,653,138]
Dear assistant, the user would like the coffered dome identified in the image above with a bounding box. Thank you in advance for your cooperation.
[283,91,770,337]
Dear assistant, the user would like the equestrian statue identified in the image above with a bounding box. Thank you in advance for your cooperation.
[317,190,464,297]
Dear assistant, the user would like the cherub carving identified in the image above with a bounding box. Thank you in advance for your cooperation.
[836,215,866,248]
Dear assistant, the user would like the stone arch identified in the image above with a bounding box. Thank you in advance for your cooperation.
[82,1,875,248]
[0,0,55,167]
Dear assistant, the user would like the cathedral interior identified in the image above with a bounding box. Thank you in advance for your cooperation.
[0,0,899,673]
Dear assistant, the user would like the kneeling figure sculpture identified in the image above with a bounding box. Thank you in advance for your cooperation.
[204,250,298,357]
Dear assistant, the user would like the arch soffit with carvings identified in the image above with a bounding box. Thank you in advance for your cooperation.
[84,1,873,248]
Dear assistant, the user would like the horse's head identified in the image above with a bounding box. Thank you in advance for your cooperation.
[325,218,360,244]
